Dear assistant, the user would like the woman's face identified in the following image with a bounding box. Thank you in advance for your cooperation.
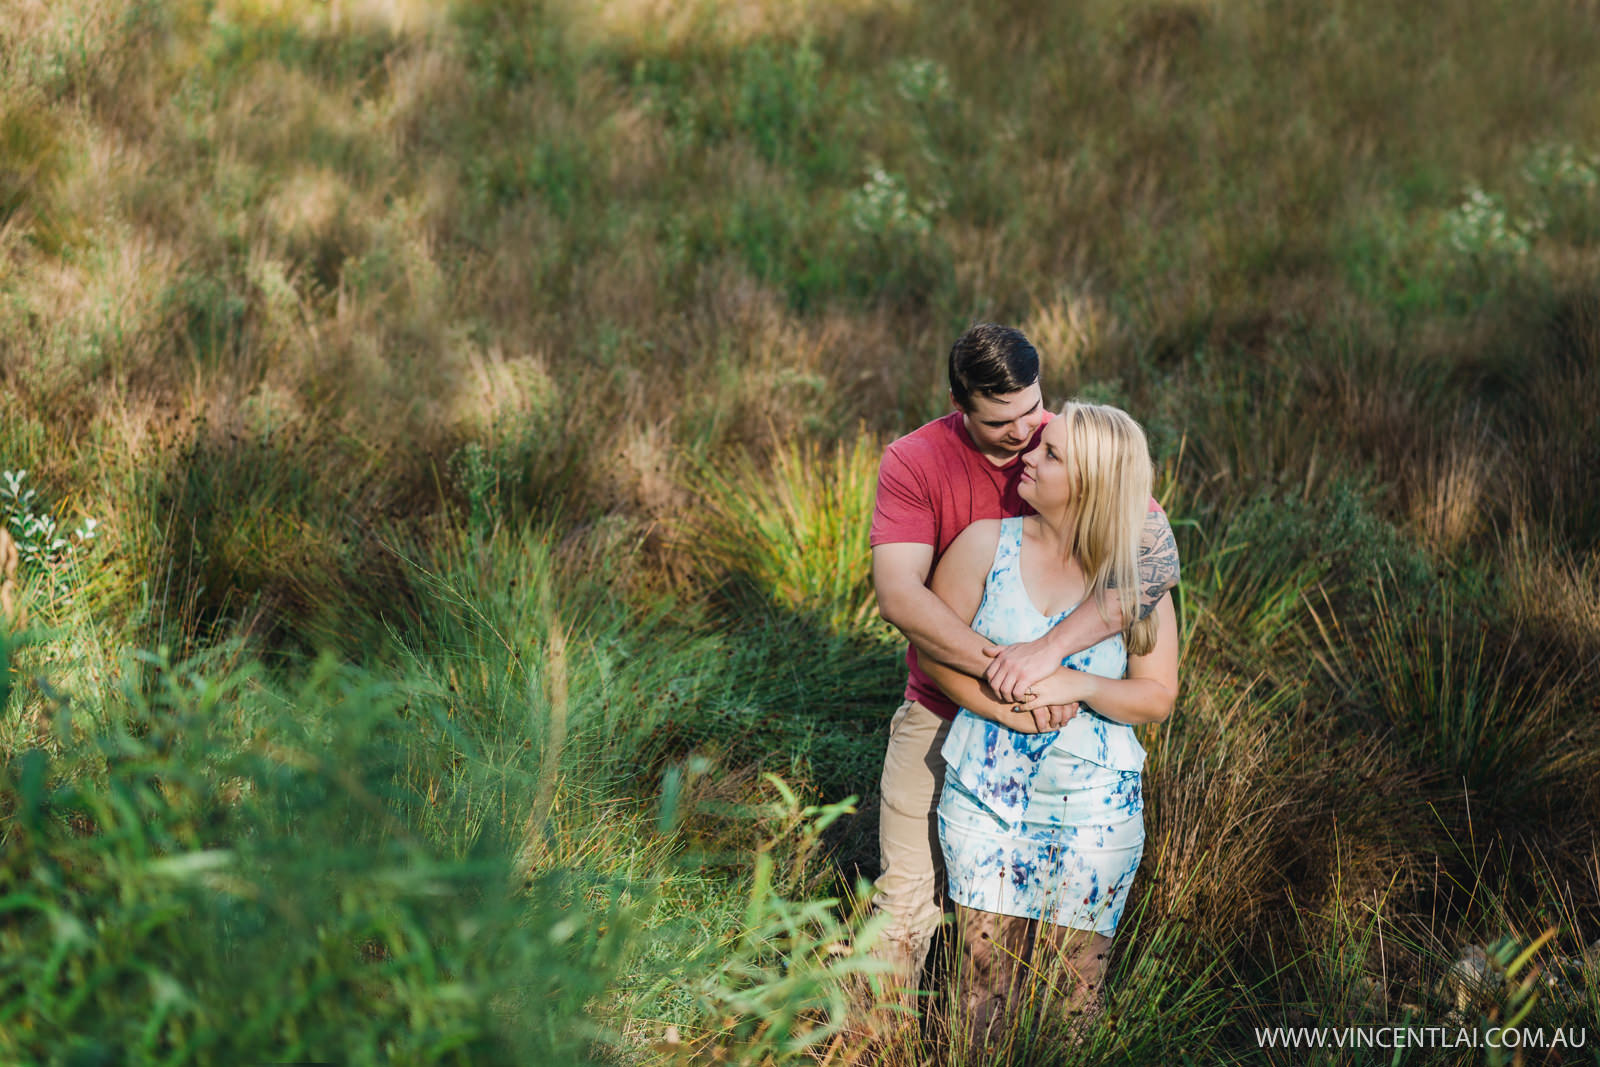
[1018,416,1074,511]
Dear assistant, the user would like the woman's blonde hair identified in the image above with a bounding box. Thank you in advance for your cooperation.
[1055,401,1160,656]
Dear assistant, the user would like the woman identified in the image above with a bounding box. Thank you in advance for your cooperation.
[917,401,1179,1043]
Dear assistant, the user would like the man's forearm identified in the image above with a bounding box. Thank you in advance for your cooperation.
[1041,591,1122,661]
[880,584,993,677]
[1034,513,1180,657]
[982,508,1180,703]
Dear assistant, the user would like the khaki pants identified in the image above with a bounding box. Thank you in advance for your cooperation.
[870,700,952,994]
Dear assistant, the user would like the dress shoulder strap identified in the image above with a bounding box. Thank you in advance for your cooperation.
[985,518,1024,575]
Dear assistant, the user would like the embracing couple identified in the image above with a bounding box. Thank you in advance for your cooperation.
[866,323,1181,1044]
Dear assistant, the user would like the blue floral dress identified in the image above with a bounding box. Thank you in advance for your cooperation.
[938,517,1147,935]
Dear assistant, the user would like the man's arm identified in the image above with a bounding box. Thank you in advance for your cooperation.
[917,651,1063,734]
[1017,593,1179,724]
[985,499,1181,701]
[909,521,1077,732]
[871,540,996,679]
[870,442,1001,678]
[1134,506,1182,620]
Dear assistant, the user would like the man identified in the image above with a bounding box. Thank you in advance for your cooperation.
[866,323,1180,1007]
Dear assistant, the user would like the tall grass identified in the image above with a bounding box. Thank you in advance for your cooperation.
[1364,583,1570,802]
[2,0,1599,1061]
[678,433,891,641]
[0,645,627,1064]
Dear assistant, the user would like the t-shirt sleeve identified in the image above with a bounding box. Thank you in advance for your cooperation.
[870,444,938,547]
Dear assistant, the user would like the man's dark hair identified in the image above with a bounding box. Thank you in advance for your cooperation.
[947,323,1040,410]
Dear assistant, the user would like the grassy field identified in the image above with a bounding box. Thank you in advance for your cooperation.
[2,0,1598,1062]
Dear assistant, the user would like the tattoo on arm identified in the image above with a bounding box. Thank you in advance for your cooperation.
[1136,517,1181,621]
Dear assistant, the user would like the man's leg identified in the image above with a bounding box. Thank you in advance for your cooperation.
[869,700,952,1010]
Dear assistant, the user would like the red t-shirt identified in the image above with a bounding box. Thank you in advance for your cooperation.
[870,411,1045,720]
[871,410,1168,720]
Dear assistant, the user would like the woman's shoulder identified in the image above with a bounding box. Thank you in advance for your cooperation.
[930,519,1006,608]
[940,519,1003,574]
[950,518,1004,552]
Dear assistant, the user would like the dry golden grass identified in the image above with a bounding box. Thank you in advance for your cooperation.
[1140,668,1293,943]
[260,0,449,35]
[1,3,1598,1057]
[12,0,1583,512]
[1138,652,1430,951]
[1022,286,1117,388]
[557,0,909,51]
[1499,531,1600,649]
[1408,425,1499,556]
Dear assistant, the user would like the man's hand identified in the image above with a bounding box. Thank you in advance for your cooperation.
[982,635,1064,703]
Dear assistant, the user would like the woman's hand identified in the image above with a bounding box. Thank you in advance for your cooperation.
[992,702,1077,734]
[993,706,1048,734]
[1014,667,1095,715]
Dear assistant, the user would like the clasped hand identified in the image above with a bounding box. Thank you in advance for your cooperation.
[983,636,1092,734]
[982,634,1062,703]
[994,676,1083,734]
[1000,700,1078,734]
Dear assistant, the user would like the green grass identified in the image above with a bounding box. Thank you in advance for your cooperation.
[1,0,1598,1061]
[0,643,627,1065]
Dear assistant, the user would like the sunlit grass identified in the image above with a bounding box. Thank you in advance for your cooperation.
[1,0,1598,1061]
[678,433,891,641]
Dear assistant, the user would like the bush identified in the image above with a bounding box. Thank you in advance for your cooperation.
[0,648,628,1065]
[678,434,890,643]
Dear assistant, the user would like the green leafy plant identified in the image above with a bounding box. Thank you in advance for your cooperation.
[1474,927,1560,1067]
[670,774,886,1063]
[0,649,631,1065]
[1521,142,1600,245]
[1,469,98,605]
[1441,186,1534,263]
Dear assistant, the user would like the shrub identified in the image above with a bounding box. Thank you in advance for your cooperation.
[0,648,628,1065]
[0,469,98,604]
[1521,142,1600,246]
[1177,479,1433,673]
[733,37,827,173]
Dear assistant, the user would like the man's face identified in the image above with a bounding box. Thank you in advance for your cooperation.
[957,382,1045,463]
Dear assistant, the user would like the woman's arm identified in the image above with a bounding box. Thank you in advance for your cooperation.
[1016,593,1180,725]
[916,652,1056,733]
[920,520,1057,734]
[924,520,996,633]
